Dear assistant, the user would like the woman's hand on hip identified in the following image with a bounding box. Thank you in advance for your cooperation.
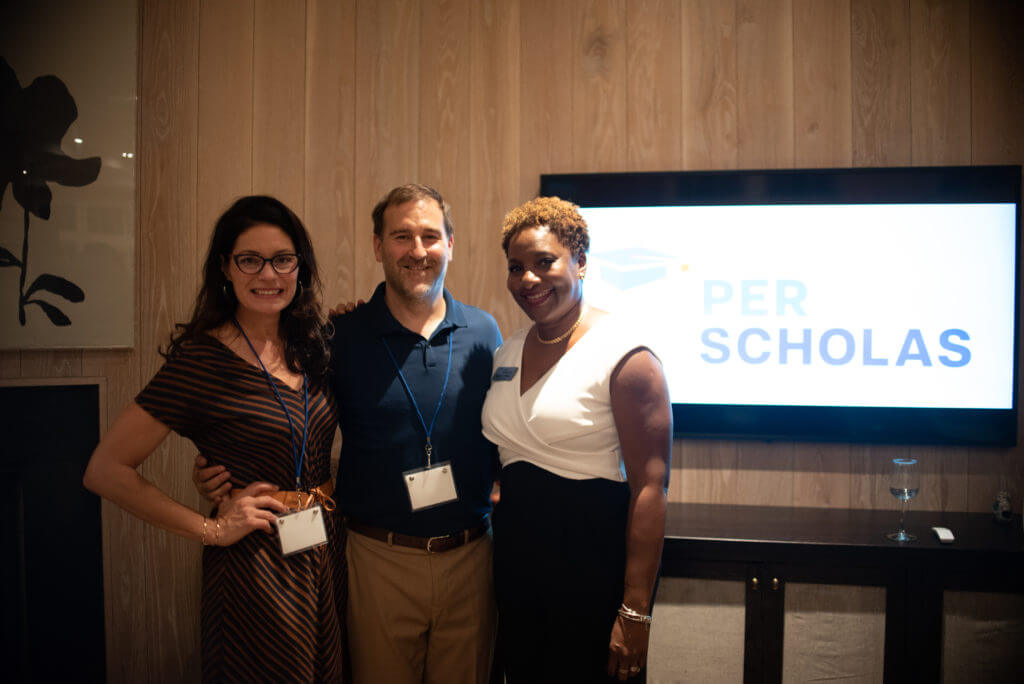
[212,482,290,546]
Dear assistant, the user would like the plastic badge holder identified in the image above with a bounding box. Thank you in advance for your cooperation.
[276,505,328,556]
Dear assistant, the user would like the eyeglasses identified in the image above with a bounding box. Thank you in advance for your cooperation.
[232,253,301,275]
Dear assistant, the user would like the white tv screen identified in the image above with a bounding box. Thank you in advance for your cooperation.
[542,167,1020,445]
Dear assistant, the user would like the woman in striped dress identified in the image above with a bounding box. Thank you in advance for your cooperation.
[84,195,344,682]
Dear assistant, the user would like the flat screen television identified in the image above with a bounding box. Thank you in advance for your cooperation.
[540,166,1021,446]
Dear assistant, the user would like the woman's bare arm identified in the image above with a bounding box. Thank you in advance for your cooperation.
[84,402,288,545]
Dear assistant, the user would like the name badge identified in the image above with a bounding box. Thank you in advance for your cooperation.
[276,505,328,556]
[492,366,518,381]
[403,461,459,511]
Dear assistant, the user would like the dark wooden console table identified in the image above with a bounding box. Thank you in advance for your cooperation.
[660,503,1024,684]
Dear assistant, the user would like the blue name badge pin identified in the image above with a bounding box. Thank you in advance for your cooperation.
[492,366,518,381]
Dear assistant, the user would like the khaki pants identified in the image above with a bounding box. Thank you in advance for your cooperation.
[346,529,496,684]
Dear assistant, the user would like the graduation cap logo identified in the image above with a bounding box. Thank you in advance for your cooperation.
[591,248,687,290]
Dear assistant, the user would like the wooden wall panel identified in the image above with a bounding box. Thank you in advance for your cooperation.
[851,0,911,166]
[519,0,574,199]
[791,444,853,508]
[98,499,150,683]
[912,444,968,512]
[970,0,1024,166]
[353,0,420,297]
[909,0,970,165]
[967,449,1024,518]
[468,0,523,333]
[572,0,628,172]
[625,0,683,172]
[736,442,795,506]
[418,0,470,197]
[19,350,81,377]
[667,440,684,501]
[0,350,19,377]
[305,0,357,303]
[793,0,852,167]
[679,440,740,504]
[682,0,738,170]
[253,0,306,213]
[419,0,472,301]
[136,0,201,680]
[197,0,254,234]
[737,0,793,169]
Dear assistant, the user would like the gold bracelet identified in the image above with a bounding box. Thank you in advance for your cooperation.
[214,517,222,546]
[200,517,209,546]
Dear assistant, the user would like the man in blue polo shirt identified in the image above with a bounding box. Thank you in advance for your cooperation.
[333,185,500,683]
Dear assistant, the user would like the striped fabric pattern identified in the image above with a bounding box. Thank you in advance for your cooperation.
[136,337,344,682]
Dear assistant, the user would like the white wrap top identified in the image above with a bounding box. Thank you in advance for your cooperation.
[481,317,655,482]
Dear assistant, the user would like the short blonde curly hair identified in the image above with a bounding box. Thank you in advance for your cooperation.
[500,196,590,258]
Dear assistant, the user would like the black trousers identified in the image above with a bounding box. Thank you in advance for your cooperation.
[493,461,631,684]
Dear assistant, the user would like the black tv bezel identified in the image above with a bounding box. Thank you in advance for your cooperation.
[540,166,1022,447]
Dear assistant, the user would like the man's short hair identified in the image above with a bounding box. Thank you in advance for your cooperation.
[371,184,454,238]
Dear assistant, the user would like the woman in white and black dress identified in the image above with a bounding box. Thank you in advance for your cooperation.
[482,196,672,683]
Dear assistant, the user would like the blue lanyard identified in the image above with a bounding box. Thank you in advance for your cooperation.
[234,319,309,490]
[381,332,453,467]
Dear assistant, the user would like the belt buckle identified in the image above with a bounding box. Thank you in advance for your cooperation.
[426,534,451,553]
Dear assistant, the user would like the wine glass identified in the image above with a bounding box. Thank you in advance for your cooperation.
[887,458,920,542]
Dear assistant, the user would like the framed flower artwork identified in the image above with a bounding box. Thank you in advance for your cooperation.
[0,0,136,349]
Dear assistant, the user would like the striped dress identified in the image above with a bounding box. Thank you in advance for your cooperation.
[136,336,344,683]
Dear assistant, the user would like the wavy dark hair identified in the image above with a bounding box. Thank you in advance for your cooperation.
[164,195,332,387]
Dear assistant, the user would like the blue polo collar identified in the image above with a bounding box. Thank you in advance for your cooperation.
[366,282,467,340]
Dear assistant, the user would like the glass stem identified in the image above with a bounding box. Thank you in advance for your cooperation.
[897,499,907,534]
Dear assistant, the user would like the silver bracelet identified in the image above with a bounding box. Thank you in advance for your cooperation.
[618,603,652,627]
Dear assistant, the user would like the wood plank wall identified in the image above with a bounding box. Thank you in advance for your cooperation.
[2,0,1021,680]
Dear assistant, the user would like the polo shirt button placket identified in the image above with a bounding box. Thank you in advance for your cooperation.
[424,339,435,369]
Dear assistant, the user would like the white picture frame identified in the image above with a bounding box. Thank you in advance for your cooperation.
[0,0,137,349]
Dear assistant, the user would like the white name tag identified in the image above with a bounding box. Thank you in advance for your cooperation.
[403,461,459,511]
[276,505,328,556]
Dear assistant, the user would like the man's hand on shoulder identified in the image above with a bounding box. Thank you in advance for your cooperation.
[329,299,366,317]
[193,454,234,504]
